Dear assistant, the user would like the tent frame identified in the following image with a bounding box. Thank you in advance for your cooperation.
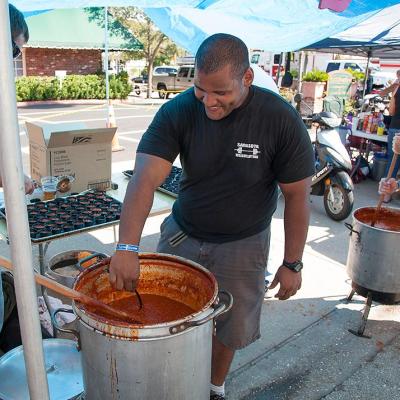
[0,0,49,398]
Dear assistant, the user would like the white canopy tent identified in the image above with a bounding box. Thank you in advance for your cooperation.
[304,3,400,58]
[305,4,400,97]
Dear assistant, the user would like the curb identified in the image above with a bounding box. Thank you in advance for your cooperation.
[17,97,167,107]
[17,99,132,107]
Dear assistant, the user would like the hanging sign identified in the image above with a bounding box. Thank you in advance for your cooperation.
[327,70,353,98]
[319,0,352,12]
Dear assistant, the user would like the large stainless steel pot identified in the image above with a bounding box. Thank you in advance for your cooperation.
[345,207,400,303]
[53,253,232,400]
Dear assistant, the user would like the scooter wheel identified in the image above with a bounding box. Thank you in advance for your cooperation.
[323,184,354,221]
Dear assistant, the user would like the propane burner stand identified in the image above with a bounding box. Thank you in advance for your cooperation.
[346,281,400,338]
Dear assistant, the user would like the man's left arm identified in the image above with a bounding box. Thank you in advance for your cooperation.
[269,177,311,300]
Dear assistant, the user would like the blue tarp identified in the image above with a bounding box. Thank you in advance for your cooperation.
[11,0,400,53]
[305,3,400,58]
[13,1,199,10]
[144,0,400,53]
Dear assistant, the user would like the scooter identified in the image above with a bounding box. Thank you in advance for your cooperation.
[310,111,354,221]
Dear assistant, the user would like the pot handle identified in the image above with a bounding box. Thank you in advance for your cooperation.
[169,290,233,335]
[51,307,81,350]
[344,223,360,238]
[76,252,108,272]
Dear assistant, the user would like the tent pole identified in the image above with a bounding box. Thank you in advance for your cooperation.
[362,50,371,99]
[104,6,110,106]
[298,51,305,93]
[276,52,283,86]
[0,1,49,399]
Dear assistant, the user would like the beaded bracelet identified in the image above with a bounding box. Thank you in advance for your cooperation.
[115,243,140,253]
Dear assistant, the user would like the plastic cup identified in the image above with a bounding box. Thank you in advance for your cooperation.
[41,176,58,201]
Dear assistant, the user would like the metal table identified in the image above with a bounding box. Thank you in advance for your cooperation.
[0,172,175,275]
[350,129,388,143]
[349,129,388,162]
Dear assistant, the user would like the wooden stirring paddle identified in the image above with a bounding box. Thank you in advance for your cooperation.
[0,256,141,324]
[372,153,399,227]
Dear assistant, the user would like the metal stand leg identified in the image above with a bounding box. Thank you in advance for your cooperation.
[37,242,50,295]
[113,224,118,244]
[349,292,373,338]
[38,242,50,276]
[38,243,45,275]
[346,289,355,303]
[38,242,54,337]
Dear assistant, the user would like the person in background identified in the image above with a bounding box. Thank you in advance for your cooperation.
[110,33,314,399]
[379,70,400,202]
[0,3,33,195]
[395,69,400,85]
[365,68,373,95]
[0,3,34,352]
[379,135,400,198]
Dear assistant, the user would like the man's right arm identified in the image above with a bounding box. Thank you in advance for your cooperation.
[109,153,173,291]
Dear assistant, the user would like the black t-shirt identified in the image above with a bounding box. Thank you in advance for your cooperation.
[138,86,314,243]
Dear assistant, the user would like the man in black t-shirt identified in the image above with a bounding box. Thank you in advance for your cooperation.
[110,34,314,399]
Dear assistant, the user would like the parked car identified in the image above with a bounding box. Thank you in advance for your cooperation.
[131,75,148,95]
[152,65,194,99]
[325,60,367,73]
[151,63,278,99]
[325,60,396,89]
[153,66,179,76]
[132,75,148,83]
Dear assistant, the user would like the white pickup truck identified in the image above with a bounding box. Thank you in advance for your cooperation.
[325,60,396,88]
[151,63,279,99]
[152,65,195,98]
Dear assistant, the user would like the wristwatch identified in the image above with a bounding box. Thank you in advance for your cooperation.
[282,259,303,272]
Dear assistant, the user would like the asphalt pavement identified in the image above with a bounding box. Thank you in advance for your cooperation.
[2,99,399,400]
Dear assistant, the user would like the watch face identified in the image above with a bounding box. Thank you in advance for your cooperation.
[283,261,303,272]
[293,263,303,272]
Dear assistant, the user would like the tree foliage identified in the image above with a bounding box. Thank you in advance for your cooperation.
[85,7,185,97]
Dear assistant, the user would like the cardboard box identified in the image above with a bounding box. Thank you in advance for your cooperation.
[26,121,116,193]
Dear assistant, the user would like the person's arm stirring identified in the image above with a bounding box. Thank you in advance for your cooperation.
[379,135,400,196]
[109,153,172,291]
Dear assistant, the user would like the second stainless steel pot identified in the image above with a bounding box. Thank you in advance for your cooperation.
[46,250,108,288]
[346,207,400,297]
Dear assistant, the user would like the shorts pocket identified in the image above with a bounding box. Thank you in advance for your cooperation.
[158,215,183,250]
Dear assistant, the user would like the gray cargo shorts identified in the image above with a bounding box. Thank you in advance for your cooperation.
[157,214,271,350]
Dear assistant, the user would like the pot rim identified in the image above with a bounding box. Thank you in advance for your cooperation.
[49,249,108,263]
[72,252,219,335]
[353,206,400,234]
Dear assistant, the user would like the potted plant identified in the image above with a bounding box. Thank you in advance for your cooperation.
[301,70,328,99]
[290,69,299,90]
